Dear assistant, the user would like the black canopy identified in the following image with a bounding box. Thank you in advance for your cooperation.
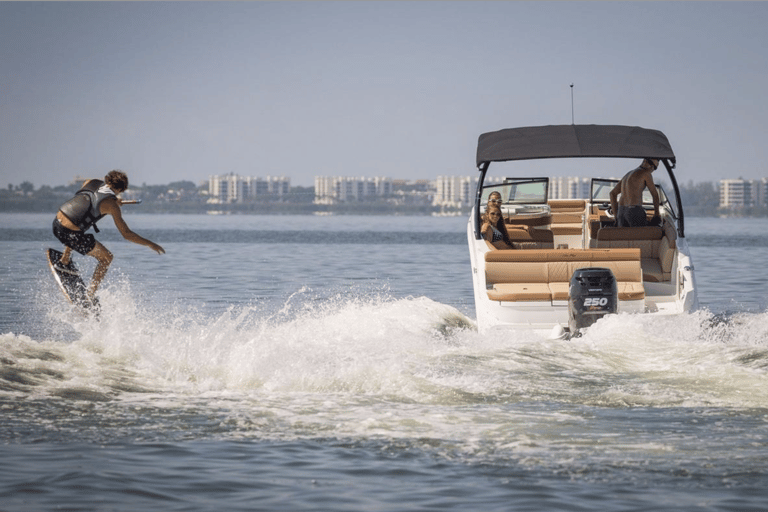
[476,125,675,167]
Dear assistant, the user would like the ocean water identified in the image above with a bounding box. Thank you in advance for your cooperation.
[1,212,768,511]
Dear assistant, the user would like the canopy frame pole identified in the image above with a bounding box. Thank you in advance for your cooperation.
[661,158,685,238]
[473,162,490,239]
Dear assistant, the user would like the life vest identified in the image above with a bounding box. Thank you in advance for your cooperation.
[58,180,115,232]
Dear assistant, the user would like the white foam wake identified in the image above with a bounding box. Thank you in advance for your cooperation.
[4,284,768,411]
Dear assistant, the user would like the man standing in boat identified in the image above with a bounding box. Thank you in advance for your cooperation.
[52,170,165,302]
[609,158,661,227]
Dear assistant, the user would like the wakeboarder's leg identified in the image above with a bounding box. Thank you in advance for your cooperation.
[86,242,113,299]
[60,246,73,266]
[53,246,80,275]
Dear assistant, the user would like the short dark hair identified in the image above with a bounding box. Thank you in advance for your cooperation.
[105,170,129,192]
[644,158,659,170]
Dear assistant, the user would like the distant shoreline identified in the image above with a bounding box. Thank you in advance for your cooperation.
[4,179,764,217]
[2,199,763,218]
[0,197,461,216]
[3,185,763,217]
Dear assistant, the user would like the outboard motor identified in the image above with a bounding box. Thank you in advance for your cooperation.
[568,268,618,336]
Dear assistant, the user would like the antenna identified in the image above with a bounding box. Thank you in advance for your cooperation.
[570,83,575,124]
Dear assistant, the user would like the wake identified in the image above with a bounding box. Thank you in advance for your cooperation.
[3,279,768,410]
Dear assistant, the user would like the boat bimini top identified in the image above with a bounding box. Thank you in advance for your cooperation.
[472,124,686,238]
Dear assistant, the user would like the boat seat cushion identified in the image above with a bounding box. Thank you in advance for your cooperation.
[551,212,582,224]
[618,282,647,301]
[504,215,551,227]
[592,226,675,282]
[551,225,582,235]
[484,249,644,302]
[596,226,663,241]
[488,283,552,302]
[485,261,550,284]
[485,248,640,263]
[490,273,645,302]
[548,282,570,301]
[501,226,555,250]
[640,259,663,283]
[659,235,675,275]
[548,199,586,212]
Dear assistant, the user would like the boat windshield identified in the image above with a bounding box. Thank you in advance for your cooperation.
[590,178,677,219]
[481,177,549,206]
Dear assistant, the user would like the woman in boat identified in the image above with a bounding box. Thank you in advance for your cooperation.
[487,191,503,208]
[481,205,514,249]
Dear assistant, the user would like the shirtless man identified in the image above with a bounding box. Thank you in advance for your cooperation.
[609,158,660,227]
[52,170,165,301]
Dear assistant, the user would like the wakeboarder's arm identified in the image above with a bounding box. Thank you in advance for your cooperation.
[101,198,165,254]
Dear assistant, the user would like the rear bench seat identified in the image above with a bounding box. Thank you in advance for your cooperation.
[592,225,676,282]
[485,248,644,302]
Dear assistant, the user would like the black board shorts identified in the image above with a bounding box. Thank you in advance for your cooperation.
[617,205,649,228]
[52,218,96,255]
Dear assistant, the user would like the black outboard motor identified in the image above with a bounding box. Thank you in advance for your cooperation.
[568,268,618,336]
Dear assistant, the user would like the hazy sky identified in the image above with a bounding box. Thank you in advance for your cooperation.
[2,1,767,188]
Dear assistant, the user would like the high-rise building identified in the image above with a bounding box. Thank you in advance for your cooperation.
[314,176,393,204]
[208,173,290,203]
[432,176,477,207]
[719,178,766,209]
[548,176,592,199]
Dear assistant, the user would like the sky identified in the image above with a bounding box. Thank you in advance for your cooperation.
[1,1,767,189]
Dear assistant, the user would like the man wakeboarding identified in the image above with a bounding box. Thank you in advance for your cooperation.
[51,170,165,306]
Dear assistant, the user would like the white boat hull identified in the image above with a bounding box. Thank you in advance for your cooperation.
[467,212,698,337]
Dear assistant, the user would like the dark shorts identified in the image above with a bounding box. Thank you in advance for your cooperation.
[52,218,96,255]
[617,205,648,228]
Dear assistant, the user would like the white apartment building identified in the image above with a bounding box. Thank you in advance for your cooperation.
[548,176,592,200]
[314,176,393,204]
[432,176,477,208]
[208,174,290,203]
[719,178,768,209]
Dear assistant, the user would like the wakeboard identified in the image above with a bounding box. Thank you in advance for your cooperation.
[46,248,100,315]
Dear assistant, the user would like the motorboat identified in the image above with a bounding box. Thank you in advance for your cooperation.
[466,124,698,338]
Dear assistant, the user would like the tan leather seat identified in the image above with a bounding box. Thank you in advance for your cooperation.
[484,248,644,302]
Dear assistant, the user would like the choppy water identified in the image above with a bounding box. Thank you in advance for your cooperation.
[2,213,768,511]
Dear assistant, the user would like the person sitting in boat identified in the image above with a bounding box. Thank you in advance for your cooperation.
[609,158,661,227]
[487,191,503,208]
[481,205,514,249]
